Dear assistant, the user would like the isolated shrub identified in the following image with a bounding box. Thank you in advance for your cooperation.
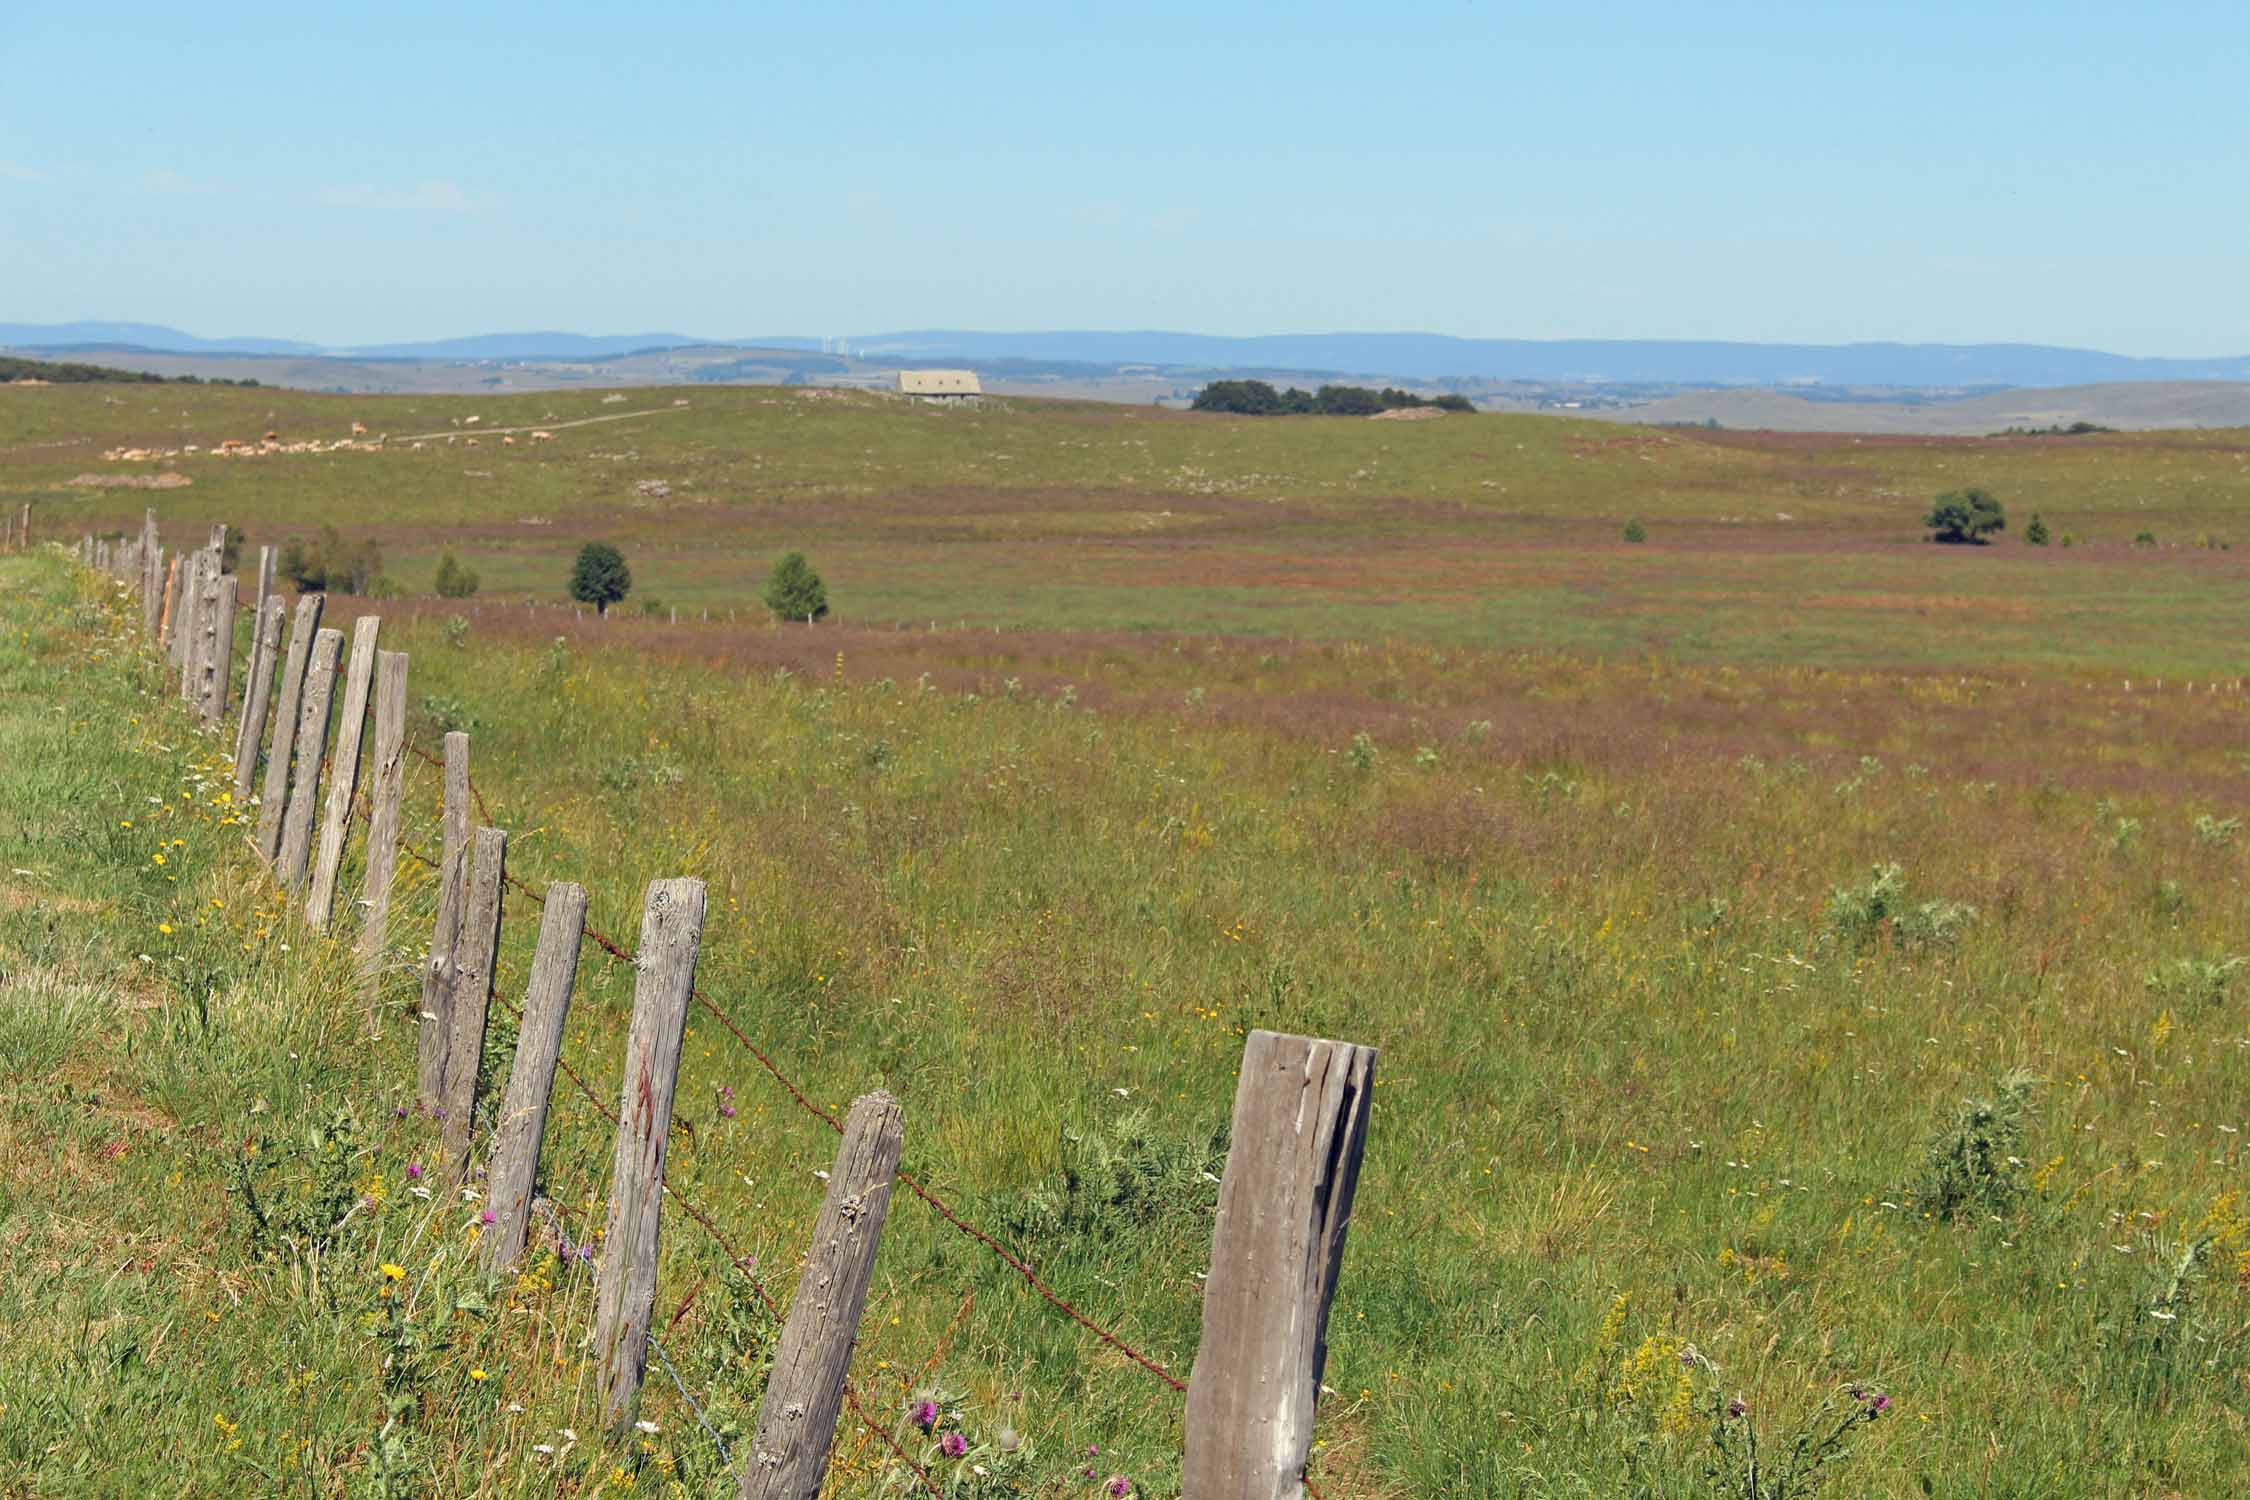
[2144,954,2246,1007]
[440,614,469,649]
[1622,518,1648,543]
[1912,1067,2039,1221]
[568,542,631,615]
[2191,813,2241,849]
[2134,530,2158,547]
[364,574,400,600]
[995,1109,1227,1249]
[1925,488,2006,545]
[1824,863,1976,952]
[763,550,829,622]
[2024,513,2050,545]
[433,550,480,598]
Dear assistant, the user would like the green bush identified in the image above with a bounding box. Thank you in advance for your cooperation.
[279,525,384,594]
[994,1109,1227,1249]
[1824,863,1976,952]
[433,550,480,598]
[1622,518,1647,543]
[1925,488,2006,545]
[762,550,829,622]
[1912,1067,2039,1221]
[2024,513,2050,545]
[2134,530,2158,547]
[568,542,631,615]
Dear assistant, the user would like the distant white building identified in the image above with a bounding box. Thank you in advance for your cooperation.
[897,369,982,400]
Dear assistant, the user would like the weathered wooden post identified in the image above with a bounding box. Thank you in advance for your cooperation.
[194,571,237,724]
[170,550,203,689]
[594,878,708,1436]
[355,650,409,1004]
[158,555,182,651]
[740,1091,906,1500]
[255,594,325,860]
[1183,1031,1377,1500]
[232,597,286,800]
[439,826,507,1178]
[307,616,382,930]
[416,732,472,1111]
[143,544,164,637]
[481,882,587,1272]
[250,544,275,630]
[277,627,344,891]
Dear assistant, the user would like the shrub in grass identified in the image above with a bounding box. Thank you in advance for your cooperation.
[433,550,480,598]
[2144,954,2246,1007]
[2024,513,2050,545]
[2134,530,2158,547]
[1622,518,1647,543]
[995,1109,1227,1250]
[1912,1067,2039,1221]
[763,549,829,622]
[440,614,469,649]
[568,541,631,615]
[2191,813,2241,849]
[1823,863,1976,953]
[1925,488,2006,545]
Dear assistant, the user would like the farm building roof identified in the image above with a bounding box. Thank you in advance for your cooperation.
[897,369,982,396]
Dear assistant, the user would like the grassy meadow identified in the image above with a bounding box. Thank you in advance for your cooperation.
[3,383,2250,1498]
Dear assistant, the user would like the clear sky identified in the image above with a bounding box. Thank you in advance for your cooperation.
[5,1,2245,353]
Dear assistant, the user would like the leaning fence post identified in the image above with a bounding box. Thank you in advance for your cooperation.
[416,732,472,1111]
[1183,1030,1378,1500]
[595,877,708,1436]
[356,650,410,1005]
[256,594,326,860]
[232,597,286,800]
[195,571,237,724]
[307,616,382,930]
[277,628,344,891]
[440,826,507,1179]
[740,1091,906,1500]
[482,882,588,1272]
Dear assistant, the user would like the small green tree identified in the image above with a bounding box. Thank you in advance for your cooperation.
[1926,488,2006,545]
[762,550,829,622]
[1622,519,1647,543]
[2024,513,2050,546]
[569,542,631,615]
[433,550,481,598]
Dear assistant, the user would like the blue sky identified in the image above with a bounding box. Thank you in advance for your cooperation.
[4,2,2244,352]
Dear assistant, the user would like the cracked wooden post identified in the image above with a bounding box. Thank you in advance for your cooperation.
[416,732,471,1111]
[439,826,507,1180]
[249,544,274,633]
[481,882,587,1272]
[255,594,325,861]
[277,627,343,891]
[307,616,381,930]
[230,571,275,768]
[194,570,237,724]
[740,1090,905,1500]
[157,555,182,652]
[355,650,409,1006]
[170,549,202,688]
[1184,1030,1378,1500]
[232,597,286,801]
[595,877,707,1437]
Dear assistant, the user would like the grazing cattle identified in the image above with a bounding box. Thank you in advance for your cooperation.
[464,415,481,425]
[501,435,517,446]
[465,437,481,447]
[530,430,554,442]
[264,430,278,442]
[351,421,367,436]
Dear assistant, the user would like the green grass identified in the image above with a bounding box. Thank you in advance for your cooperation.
[10,382,2250,673]
[9,538,2250,1497]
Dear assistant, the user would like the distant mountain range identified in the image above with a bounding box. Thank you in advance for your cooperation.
[8,321,2250,390]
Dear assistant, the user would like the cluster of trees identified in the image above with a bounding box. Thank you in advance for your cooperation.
[1190,379,1475,416]
[279,526,387,594]
[562,543,828,622]
[0,355,258,386]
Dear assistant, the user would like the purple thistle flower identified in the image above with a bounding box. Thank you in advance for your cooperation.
[1866,1392,1891,1416]
[910,1399,939,1432]
[1725,1398,1748,1419]
[405,1161,424,1180]
[480,1208,496,1225]
[1106,1478,1131,1498]
[939,1432,968,1458]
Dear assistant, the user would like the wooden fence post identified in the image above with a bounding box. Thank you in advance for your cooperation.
[232,597,286,801]
[416,732,472,1111]
[1183,1030,1377,1500]
[440,826,507,1178]
[143,544,164,638]
[740,1091,906,1500]
[307,616,382,930]
[158,555,182,650]
[170,550,202,685]
[277,628,344,890]
[255,594,326,860]
[250,544,275,630]
[356,650,410,1006]
[481,882,588,1272]
[195,571,237,724]
[595,877,708,1436]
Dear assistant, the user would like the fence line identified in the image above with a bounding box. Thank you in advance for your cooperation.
[72,537,1358,1500]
